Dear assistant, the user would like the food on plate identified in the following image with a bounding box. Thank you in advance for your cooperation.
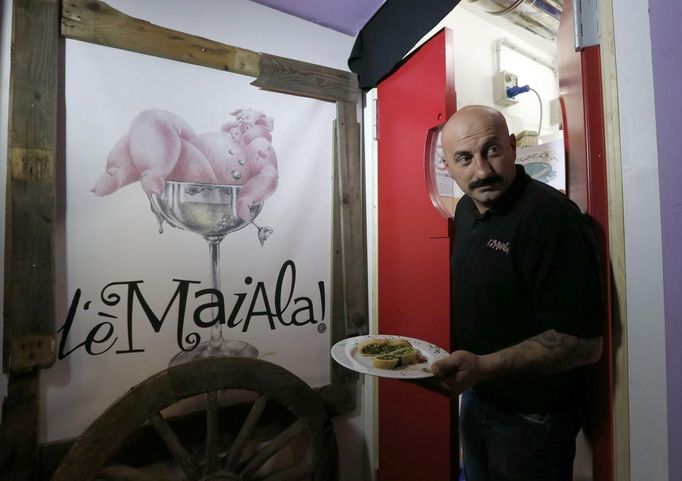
[358,338,411,356]
[392,347,419,366]
[359,338,423,370]
[372,354,400,369]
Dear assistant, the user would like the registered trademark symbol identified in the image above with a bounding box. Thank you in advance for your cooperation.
[317,323,327,334]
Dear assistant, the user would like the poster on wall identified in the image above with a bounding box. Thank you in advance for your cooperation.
[41,37,336,442]
[515,139,566,192]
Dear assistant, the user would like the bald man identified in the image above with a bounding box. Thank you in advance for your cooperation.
[428,106,603,481]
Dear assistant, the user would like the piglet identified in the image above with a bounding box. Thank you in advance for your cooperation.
[235,137,279,221]
[127,109,197,193]
[166,140,218,184]
[91,133,140,196]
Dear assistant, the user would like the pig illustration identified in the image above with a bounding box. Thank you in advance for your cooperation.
[184,132,248,185]
[236,137,278,221]
[93,108,279,221]
[229,108,274,131]
[92,109,202,195]
[166,139,218,185]
[91,133,139,196]
[186,131,278,221]
[221,108,274,144]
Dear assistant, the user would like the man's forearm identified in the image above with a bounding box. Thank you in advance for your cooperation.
[417,330,602,397]
[479,330,603,381]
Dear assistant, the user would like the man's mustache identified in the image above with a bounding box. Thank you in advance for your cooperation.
[469,175,503,190]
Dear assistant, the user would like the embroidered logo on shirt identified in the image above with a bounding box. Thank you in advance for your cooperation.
[486,238,510,254]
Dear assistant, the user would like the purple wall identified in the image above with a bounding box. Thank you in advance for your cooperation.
[648,1,682,480]
[250,0,386,36]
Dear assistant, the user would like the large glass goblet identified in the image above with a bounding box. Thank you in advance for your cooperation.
[148,181,269,366]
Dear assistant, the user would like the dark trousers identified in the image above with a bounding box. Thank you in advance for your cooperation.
[460,389,583,481]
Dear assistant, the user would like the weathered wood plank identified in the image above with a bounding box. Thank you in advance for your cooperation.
[335,101,368,338]
[252,53,360,103]
[0,371,40,481]
[328,102,365,393]
[8,334,56,373]
[329,118,356,392]
[61,0,262,76]
[4,0,59,371]
[2,0,58,477]
[60,0,359,103]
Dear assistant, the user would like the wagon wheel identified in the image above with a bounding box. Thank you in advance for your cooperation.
[51,357,338,481]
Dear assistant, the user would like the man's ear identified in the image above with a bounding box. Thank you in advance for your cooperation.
[509,133,517,154]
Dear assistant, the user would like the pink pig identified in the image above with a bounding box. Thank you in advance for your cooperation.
[236,137,278,221]
[185,132,247,185]
[221,108,274,144]
[91,133,139,196]
[93,107,279,221]
[187,131,278,221]
[93,109,211,195]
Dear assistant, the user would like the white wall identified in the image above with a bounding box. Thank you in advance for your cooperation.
[611,0,669,479]
[419,3,559,139]
[0,2,371,480]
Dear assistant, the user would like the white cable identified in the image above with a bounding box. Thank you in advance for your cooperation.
[529,87,543,136]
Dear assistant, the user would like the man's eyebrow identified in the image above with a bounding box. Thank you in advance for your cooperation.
[482,136,502,148]
[452,149,471,157]
[452,136,500,157]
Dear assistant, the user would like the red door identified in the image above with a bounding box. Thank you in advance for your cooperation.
[376,29,457,481]
[557,1,614,480]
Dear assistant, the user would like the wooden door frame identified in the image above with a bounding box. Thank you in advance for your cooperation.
[1,0,367,478]
[597,0,629,479]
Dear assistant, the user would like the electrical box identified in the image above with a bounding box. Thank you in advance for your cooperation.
[493,70,519,107]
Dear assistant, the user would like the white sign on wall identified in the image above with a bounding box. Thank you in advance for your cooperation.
[41,38,335,443]
[515,139,566,191]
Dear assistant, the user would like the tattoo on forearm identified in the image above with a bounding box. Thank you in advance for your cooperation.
[526,329,601,370]
[531,330,575,351]
[487,330,602,380]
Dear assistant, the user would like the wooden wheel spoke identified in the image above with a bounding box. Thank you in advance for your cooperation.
[98,464,171,481]
[226,395,268,470]
[238,420,306,479]
[205,391,220,474]
[254,463,314,481]
[150,413,201,481]
[52,358,337,481]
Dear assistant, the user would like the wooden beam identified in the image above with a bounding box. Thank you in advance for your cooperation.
[60,0,360,104]
[4,0,59,373]
[0,371,40,481]
[61,0,262,77]
[334,101,368,338]
[327,100,365,404]
[253,53,360,103]
[2,0,59,475]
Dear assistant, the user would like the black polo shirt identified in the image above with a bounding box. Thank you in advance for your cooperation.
[452,165,603,413]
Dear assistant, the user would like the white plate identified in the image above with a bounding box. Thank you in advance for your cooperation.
[331,335,449,379]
